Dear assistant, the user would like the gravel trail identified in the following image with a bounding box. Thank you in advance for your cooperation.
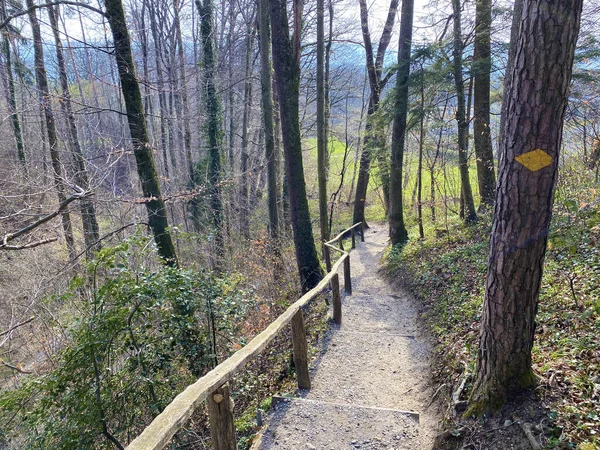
[255,225,439,449]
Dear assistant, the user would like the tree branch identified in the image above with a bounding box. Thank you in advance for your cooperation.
[0,316,35,337]
[1,192,91,247]
[0,1,105,30]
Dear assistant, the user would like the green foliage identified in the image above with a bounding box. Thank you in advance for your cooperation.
[0,235,252,449]
[383,166,600,446]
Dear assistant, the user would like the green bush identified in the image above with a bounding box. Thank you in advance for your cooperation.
[0,235,253,449]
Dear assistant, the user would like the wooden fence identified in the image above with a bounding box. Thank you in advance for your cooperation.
[126,222,365,450]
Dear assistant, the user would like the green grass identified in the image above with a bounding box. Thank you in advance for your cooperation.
[382,174,600,448]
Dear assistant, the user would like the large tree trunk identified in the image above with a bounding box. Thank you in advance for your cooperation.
[26,0,76,262]
[388,0,413,245]
[473,0,496,208]
[48,2,101,257]
[270,0,323,292]
[196,0,225,260]
[103,0,178,266]
[258,0,279,239]
[317,0,329,242]
[451,0,478,224]
[471,0,583,410]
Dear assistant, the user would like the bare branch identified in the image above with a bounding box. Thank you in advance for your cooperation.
[0,1,105,30]
[1,192,91,248]
[0,316,35,337]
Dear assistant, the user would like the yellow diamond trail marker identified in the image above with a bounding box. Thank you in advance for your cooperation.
[515,149,553,171]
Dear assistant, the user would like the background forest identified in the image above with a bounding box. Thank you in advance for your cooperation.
[0,0,599,448]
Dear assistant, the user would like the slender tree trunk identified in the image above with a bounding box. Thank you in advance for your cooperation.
[240,20,256,239]
[473,0,496,207]
[103,0,178,266]
[48,2,101,257]
[317,0,329,244]
[388,0,413,245]
[148,1,170,179]
[353,0,398,228]
[196,0,225,260]
[27,0,77,262]
[1,0,26,172]
[451,0,478,224]
[227,4,236,171]
[270,0,323,291]
[258,0,279,240]
[417,74,425,239]
[471,0,582,410]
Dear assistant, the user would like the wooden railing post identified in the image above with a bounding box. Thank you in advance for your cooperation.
[338,237,344,252]
[291,309,311,389]
[351,227,356,249]
[344,256,352,295]
[207,383,237,450]
[360,222,365,242]
[324,244,332,272]
[331,273,341,324]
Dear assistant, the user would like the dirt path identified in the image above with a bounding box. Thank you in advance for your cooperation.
[254,225,440,449]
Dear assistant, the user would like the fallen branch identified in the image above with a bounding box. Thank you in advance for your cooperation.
[0,237,58,250]
[0,359,32,374]
[0,316,35,337]
[1,192,91,248]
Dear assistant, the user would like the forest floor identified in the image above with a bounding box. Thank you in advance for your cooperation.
[252,224,441,449]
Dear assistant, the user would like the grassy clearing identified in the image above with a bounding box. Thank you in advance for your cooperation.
[383,179,600,449]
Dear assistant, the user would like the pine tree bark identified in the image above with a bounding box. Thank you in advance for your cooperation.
[26,0,76,261]
[270,0,323,291]
[388,0,413,245]
[47,2,101,257]
[451,0,478,224]
[258,0,279,240]
[103,0,178,266]
[473,0,496,207]
[471,0,583,410]
[196,0,225,259]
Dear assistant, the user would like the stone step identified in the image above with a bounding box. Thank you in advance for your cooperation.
[253,397,420,450]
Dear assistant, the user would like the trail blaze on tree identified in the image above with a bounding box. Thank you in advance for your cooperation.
[471,0,583,410]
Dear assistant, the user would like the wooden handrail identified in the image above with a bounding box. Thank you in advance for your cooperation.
[126,223,365,450]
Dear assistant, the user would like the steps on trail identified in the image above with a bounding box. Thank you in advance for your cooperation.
[253,397,420,450]
[252,226,437,449]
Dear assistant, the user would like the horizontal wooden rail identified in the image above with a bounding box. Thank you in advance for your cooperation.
[126,223,365,450]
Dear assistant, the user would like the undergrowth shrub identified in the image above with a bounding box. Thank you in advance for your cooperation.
[0,234,253,449]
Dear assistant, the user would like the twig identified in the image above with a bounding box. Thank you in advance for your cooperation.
[0,316,35,337]
[0,359,32,374]
[427,382,447,408]
[1,192,91,247]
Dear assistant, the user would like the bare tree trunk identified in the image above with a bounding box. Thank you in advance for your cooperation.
[388,0,413,245]
[473,0,496,207]
[353,0,398,228]
[103,0,178,266]
[26,0,76,262]
[258,0,279,240]
[316,0,329,243]
[240,17,256,239]
[417,75,425,240]
[1,0,26,172]
[270,0,323,291]
[451,0,478,224]
[48,2,101,257]
[471,0,582,411]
